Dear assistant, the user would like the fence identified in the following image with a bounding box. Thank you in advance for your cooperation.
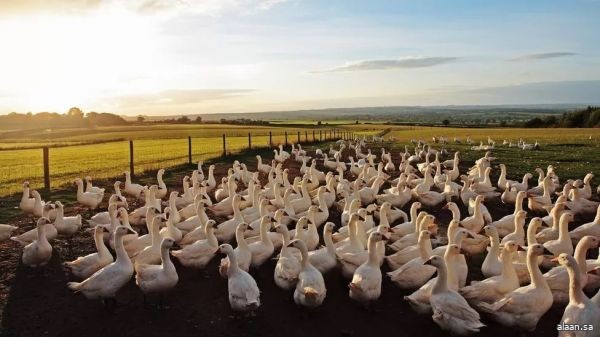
[0,129,357,197]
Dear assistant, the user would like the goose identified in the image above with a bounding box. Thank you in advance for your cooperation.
[307,222,337,274]
[245,212,286,250]
[68,226,136,303]
[500,210,528,246]
[478,244,554,332]
[570,205,600,243]
[19,181,36,215]
[348,232,389,306]
[88,195,127,226]
[501,183,519,205]
[490,191,526,237]
[74,178,104,210]
[247,215,275,268]
[467,193,493,224]
[218,244,261,314]
[459,241,521,307]
[28,190,55,219]
[219,223,252,278]
[460,195,485,233]
[135,237,178,307]
[287,239,327,308]
[388,230,436,289]
[543,236,599,304]
[390,202,422,240]
[301,213,320,251]
[274,148,287,163]
[177,198,210,235]
[527,175,553,212]
[556,253,600,337]
[155,169,168,199]
[123,171,144,198]
[11,217,58,246]
[536,201,568,243]
[358,177,384,205]
[576,172,594,200]
[389,213,436,252]
[171,220,219,269]
[289,177,312,214]
[214,195,245,242]
[512,217,545,284]
[425,255,485,336]
[210,179,237,216]
[497,164,517,191]
[481,225,502,278]
[64,226,113,279]
[273,224,302,290]
[21,218,53,268]
[0,224,18,242]
[123,208,159,255]
[510,173,533,192]
[133,213,164,271]
[52,201,82,236]
[566,188,600,215]
[159,208,183,242]
[543,212,575,257]
[338,221,388,279]
[405,244,463,314]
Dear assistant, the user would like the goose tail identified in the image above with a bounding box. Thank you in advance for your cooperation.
[67,282,82,292]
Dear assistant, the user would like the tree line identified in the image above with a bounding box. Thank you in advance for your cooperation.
[523,106,600,128]
[0,107,127,129]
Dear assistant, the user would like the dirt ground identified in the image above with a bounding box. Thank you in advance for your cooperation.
[0,144,596,337]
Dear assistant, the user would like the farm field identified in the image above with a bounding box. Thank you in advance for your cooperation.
[0,124,369,196]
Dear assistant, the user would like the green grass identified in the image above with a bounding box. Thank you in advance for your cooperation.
[383,127,600,186]
[0,125,370,196]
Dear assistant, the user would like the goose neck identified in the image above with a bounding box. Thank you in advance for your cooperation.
[528,251,547,290]
[566,261,585,304]
[433,262,449,294]
[114,233,130,265]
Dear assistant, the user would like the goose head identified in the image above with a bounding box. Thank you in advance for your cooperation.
[323,222,335,235]
[559,212,575,224]
[423,254,444,267]
[36,217,51,228]
[579,236,600,250]
[483,225,498,237]
[74,178,84,186]
[288,239,307,251]
[551,253,575,267]
[161,237,175,249]
[114,225,136,237]
[218,243,235,255]
[368,231,389,243]
[500,241,521,255]
[530,243,553,257]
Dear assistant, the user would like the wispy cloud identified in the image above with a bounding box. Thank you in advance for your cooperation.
[314,56,459,73]
[508,52,576,62]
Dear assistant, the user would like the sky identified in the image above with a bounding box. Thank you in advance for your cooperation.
[0,0,599,116]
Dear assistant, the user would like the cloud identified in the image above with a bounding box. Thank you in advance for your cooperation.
[0,0,289,16]
[112,89,254,108]
[508,52,576,62]
[315,57,459,73]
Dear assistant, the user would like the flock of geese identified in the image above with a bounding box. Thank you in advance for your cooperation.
[1,137,600,336]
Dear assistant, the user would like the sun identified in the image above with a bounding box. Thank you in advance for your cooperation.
[0,9,159,112]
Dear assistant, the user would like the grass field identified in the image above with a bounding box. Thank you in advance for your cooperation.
[0,125,362,196]
[383,126,600,187]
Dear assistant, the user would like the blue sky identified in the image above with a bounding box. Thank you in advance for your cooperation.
[0,0,598,115]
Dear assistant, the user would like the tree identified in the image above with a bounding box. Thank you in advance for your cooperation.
[67,107,84,118]
[442,119,450,126]
[177,116,190,124]
[355,120,359,124]
[317,121,322,125]
[137,115,145,123]
[195,116,203,123]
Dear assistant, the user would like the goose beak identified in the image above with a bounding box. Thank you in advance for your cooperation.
[550,256,559,263]
[517,245,526,252]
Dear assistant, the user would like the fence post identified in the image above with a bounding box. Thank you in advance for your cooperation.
[188,136,192,165]
[285,131,288,146]
[305,131,308,143]
[129,140,135,179]
[43,147,50,195]
[319,130,322,141]
[248,133,251,149]
[297,131,300,144]
[269,131,273,148]
[222,134,227,157]
[312,130,315,142]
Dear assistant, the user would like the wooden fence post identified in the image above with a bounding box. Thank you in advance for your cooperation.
[222,134,227,157]
[297,131,300,144]
[188,136,192,165]
[269,131,273,148]
[285,131,288,146]
[43,147,50,195]
[319,130,322,141]
[129,140,134,179]
[312,130,315,142]
[248,133,251,149]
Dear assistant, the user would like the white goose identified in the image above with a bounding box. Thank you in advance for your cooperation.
[171,220,219,269]
[155,169,168,199]
[348,232,388,306]
[481,225,502,278]
[570,204,600,243]
[68,226,136,302]
[490,191,526,238]
[133,213,164,271]
[19,181,36,215]
[218,244,260,313]
[478,244,553,332]
[387,230,436,289]
[135,237,178,305]
[289,239,327,308]
[123,171,144,198]
[21,218,53,268]
[308,222,337,274]
[426,255,485,336]
[64,226,113,279]
[74,178,104,210]
[0,224,18,242]
[557,253,600,337]
[500,210,528,246]
[543,212,575,257]
[247,215,275,268]
[11,217,58,246]
[219,223,252,278]
[273,224,301,290]
[459,241,521,307]
[52,201,82,236]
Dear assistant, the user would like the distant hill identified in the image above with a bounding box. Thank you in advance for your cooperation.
[132,104,584,124]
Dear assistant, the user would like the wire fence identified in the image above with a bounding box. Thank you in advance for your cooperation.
[0,129,356,197]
